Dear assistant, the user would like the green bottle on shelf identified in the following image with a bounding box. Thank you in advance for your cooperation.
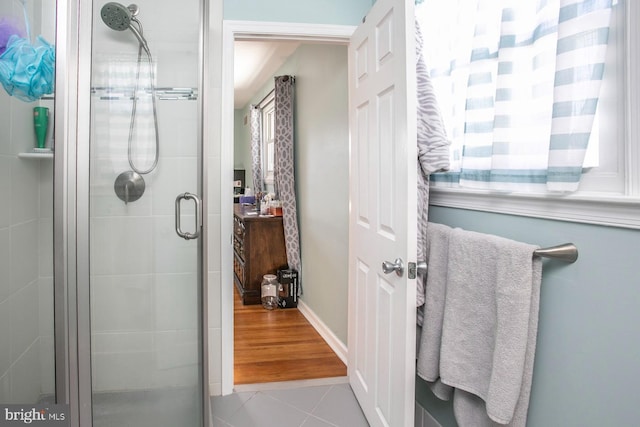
[33,106,49,149]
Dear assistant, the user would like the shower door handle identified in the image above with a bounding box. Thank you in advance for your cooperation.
[175,192,202,240]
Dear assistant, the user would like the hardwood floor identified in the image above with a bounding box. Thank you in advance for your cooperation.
[234,286,347,385]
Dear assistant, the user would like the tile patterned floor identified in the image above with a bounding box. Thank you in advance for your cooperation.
[211,383,369,427]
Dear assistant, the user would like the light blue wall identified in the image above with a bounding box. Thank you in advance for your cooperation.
[233,109,251,172]
[235,43,350,344]
[288,44,350,345]
[418,206,640,426]
[224,0,372,24]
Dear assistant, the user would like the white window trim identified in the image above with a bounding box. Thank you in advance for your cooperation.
[429,190,640,229]
[429,0,640,230]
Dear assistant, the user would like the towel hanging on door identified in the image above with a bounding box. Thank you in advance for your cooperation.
[415,18,450,310]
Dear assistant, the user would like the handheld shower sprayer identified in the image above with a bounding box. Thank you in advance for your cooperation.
[100,3,150,55]
[100,3,138,31]
[100,2,159,178]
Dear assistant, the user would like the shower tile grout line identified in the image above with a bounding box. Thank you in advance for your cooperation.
[295,384,342,427]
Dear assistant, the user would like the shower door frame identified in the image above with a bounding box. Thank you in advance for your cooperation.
[53,0,211,426]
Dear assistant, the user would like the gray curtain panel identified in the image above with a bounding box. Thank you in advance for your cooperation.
[249,105,264,193]
[273,75,301,282]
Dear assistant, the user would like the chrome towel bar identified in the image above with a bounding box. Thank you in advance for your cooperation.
[533,243,578,263]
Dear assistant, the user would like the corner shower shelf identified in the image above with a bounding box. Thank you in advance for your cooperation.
[18,151,54,159]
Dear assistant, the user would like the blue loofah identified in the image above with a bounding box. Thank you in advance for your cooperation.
[0,34,55,101]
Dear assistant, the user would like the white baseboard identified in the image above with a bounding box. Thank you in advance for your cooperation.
[233,376,348,393]
[209,382,222,396]
[296,299,348,365]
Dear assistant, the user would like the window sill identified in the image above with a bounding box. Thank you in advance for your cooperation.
[429,187,640,230]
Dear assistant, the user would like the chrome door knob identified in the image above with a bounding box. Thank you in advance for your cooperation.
[382,258,404,277]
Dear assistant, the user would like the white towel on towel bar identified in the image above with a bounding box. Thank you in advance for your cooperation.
[440,228,542,426]
[417,222,454,399]
[417,222,453,382]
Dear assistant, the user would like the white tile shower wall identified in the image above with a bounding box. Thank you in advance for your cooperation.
[38,158,54,398]
[0,229,10,302]
[0,0,56,404]
[0,84,52,402]
[90,275,154,332]
[89,0,201,392]
[0,157,11,227]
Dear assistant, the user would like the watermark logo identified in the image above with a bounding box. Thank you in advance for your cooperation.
[0,405,69,426]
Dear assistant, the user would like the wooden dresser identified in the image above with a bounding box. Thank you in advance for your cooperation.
[233,204,288,305]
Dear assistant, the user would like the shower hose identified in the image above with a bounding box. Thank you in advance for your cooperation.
[128,18,159,175]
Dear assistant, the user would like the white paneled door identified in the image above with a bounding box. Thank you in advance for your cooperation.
[347,0,417,426]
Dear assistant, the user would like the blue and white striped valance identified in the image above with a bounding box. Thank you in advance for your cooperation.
[418,0,613,193]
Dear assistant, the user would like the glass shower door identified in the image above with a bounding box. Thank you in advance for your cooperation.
[88,0,204,425]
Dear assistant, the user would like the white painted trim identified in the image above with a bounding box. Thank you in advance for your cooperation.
[297,299,348,365]
[233,376,348,393]
[626,0,640,196]
[224,20,356,43]
[209,382,222,396]
[429,188,640,230]
[220,20,355,396]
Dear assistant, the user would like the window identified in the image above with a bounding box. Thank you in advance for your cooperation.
[261,93,275,186]
[417,0,640,229]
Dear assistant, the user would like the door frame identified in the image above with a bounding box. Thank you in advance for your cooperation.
[220,20,356,395]
[54,0,81,424]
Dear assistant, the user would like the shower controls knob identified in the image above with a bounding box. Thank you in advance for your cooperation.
[114,170,145,204]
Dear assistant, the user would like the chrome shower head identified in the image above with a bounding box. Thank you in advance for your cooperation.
[101,2,139,31]
[101,2,150,53]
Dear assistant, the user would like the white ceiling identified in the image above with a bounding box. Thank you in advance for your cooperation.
[233,40,300,109]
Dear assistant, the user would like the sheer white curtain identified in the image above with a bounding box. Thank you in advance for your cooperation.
[249,105,264,193]
[417,0,613,193]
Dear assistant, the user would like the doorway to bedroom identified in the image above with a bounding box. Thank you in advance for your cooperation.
[230,37,350,388]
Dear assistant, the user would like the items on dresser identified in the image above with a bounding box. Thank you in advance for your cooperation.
[233,169,245,203]
[233,204,288,305]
